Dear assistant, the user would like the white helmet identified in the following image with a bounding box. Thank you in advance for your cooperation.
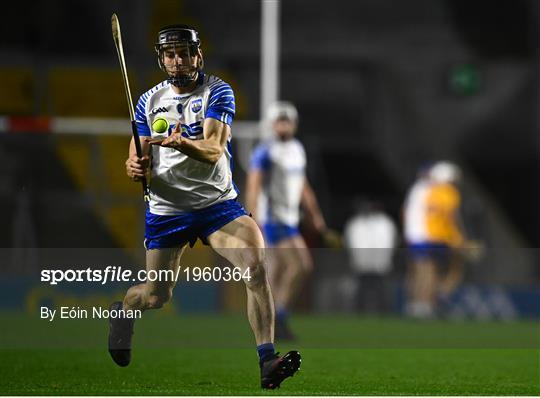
[429,161,462,183]
[266,101,298,123]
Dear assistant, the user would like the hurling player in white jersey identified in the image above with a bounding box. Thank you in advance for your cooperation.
[108,25,300,389]
[246,102,327,340]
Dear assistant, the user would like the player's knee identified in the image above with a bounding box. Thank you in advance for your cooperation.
[244,261,267,290]
[146,288,172,309]
[239,248,267,290]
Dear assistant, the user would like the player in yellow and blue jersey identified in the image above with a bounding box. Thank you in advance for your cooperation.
[404,161,470,318]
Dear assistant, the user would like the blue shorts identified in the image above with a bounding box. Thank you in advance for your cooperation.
[408,242,450,264]
[263,222,300,246]
[144,199,247,249]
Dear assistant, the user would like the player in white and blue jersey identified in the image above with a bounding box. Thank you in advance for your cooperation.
[246,102,327,340]
[108,25,300,389]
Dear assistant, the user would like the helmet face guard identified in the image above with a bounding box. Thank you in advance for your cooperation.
[155,25,203,87]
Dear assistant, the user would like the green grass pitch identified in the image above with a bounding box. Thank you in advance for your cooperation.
[0,312,538,395]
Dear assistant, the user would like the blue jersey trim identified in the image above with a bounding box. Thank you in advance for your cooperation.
[206,109,233,126]
[250,144,271,171]
[135,80,169,137]
[205,79,235,124]
[136,121,151,137]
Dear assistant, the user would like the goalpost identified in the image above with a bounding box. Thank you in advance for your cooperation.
[234,0,281,172]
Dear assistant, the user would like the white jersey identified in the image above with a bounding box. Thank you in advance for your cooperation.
[403,180,430,244]
[135,74,238,215]
[250,138,306,226]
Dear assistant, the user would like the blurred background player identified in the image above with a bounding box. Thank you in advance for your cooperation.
[403,161,472,318]
[344,198,397,313]
[109,24,300,389]
[245,101,327,340]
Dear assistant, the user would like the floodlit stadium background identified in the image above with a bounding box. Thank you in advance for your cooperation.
[0,0,539,395]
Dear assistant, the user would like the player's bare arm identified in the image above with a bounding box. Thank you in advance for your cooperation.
[301,179,326,233]
[125,137,151,181]
[245,168,264,220]
[149,117,228,164]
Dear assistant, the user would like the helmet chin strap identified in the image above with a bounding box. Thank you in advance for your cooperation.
[167,71,198,87]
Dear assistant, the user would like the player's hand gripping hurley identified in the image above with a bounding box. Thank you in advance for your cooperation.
[111,13,150,202]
